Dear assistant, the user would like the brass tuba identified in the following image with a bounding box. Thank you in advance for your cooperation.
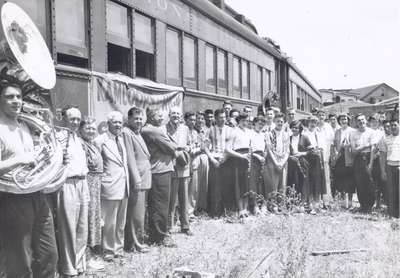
[0,2,67,194]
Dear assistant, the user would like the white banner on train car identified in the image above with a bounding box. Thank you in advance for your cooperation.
[90,72,184,132]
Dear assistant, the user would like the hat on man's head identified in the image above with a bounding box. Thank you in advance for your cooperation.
[307,115,319,122]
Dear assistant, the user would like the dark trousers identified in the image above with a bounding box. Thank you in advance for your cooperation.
[386,165,399,218]
[353,153,375,211]
[208,162,224,217]
[0,192,58,278]
[148,172,172,244]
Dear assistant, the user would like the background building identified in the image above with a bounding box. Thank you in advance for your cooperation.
[320,83,399,106]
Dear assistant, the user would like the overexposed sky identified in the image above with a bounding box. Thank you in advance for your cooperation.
[225,0,400,91]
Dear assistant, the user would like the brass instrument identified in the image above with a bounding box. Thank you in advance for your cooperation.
[0,3,66,194]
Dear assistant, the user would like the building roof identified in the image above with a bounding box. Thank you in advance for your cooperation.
[348,83,384,99]
[322,100,374,114]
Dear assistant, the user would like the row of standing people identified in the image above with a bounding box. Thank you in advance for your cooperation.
[0,78,398,278]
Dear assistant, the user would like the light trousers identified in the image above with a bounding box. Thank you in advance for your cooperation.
[101,198,128,256]
[57,178,89,276]
[189,154,209,213]
[169,177,190,231]
[125,190,147,250]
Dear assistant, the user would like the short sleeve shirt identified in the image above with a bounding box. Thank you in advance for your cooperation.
[231,127,251,150]
[350,127,375,153]
[0,121,33,161]
[251,130,266,152]
[380,134,400,166]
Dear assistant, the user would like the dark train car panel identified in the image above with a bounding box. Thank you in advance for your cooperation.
[52,66,91,117]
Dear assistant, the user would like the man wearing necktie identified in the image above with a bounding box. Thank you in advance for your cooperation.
[95,111,129,261]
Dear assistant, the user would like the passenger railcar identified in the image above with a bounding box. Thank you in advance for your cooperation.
[0,0,322,118]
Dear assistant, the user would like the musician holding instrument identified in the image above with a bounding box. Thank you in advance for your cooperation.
[0,3,68,277]
[0,76,59,278]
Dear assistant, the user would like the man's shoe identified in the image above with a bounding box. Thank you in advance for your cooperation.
[136,245,151,253]
[114,253,124,259]
[87,257,105,271]
[103,253,114,262]
[162,237,177,248]
[181,229,193,236]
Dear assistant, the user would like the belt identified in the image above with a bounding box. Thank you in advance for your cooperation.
[67,175,86,180]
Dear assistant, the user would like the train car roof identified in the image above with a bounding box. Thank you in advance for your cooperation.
[182,0,282,58]
[186,1,320,97]
[287,58,321,97]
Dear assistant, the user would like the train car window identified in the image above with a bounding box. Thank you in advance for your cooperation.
[166,28,182,86]
[296,85,301,110]
[106,1,131,76]
[106,1,130,47]
[55,0,88,67]
[242,60,250,100]
[288,81,294,108]
[134,13,154,53]
[233,57,241,98]
[108,43,131,76]
[205,44,216,93]
[217,50,228,95]
[255,66,263,102]
[263,69,271,92]
[9,0,49,45]
[136,50,154,80]
[183,35,197,90]
[301,89,305,111]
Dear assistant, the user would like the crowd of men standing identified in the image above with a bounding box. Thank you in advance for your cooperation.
[0,78,399,278]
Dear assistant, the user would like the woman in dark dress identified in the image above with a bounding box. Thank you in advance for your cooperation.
[287,121,312,202]
[79,117,104,269]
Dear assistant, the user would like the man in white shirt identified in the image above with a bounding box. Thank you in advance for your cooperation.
[368,114,386,208]
[205,109,232,216]
[350,114,376,212]
[166,108,192,236]
[56,106,90,276]
[379,118,399,218]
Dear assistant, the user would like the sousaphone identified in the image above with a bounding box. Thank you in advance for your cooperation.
[0,2,67,194]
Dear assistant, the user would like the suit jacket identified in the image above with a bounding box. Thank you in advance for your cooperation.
[122,127,152,191]
[95,132,129,200]
[141,124,177,174]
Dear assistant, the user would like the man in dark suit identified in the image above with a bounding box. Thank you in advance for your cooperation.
[142,108,179,247]
[122,107,151,253]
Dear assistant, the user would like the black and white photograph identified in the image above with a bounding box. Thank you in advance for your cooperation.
[0,0,399,277]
